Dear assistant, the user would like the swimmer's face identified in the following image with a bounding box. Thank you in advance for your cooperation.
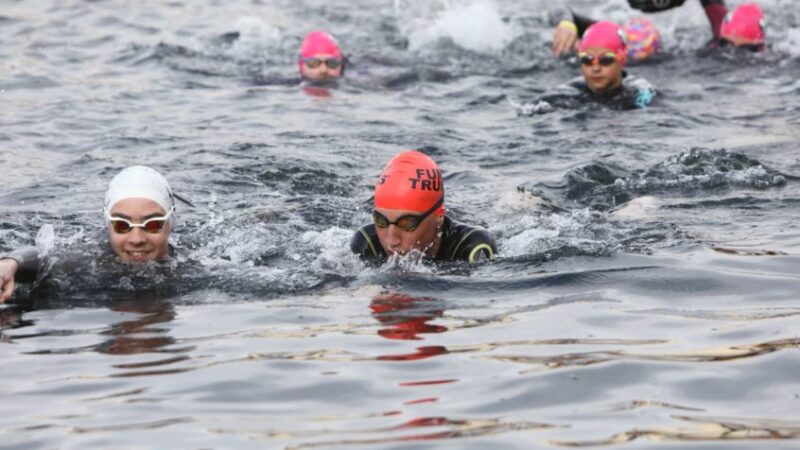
[374,208,444,258]
[580,47,624,94]
[300,53,343,82]
[108,198,171,263]
[720,36,765,52]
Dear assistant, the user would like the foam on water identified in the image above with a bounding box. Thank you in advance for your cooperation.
[228,17,283,61]
[394,0,517,53]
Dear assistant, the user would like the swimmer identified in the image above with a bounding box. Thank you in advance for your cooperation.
[718,3,766,51]
[298,30,345,83]
[350,150,496,264]
[519,21,656,114]
[0,166,178,303]
[552,12,661,62]
[552,0,727,55]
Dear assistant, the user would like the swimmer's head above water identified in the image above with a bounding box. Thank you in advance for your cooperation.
[579,21,627,94]
[298,30,344,82]
[104,166,175,263]
[720,3,766,51]
[373,150,445,258]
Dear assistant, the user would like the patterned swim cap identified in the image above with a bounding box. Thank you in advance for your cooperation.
[623,17,661,61]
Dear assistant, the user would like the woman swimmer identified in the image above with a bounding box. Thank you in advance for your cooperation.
[0,166,179,303]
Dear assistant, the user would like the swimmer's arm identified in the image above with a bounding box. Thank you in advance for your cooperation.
[466,230,497,264]
[627,0,686,13]
[571,12,596,37]
[1,247,40,283]
[451,228,497,264]
[0,247,39,302]
[551,8,596,57]
[700,0,727,42]
[350,226,382,260]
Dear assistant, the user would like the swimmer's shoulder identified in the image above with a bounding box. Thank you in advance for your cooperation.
[350,224,385,260]
[437,217,497,263]
[622,75,657,108]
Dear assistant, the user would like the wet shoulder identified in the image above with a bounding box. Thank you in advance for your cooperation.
[438,217,497,264]
[622,75,657,108]
[516,77,588,115]
[350,224,385,260]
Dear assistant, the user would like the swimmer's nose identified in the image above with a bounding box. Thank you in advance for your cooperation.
[385,226,403,249]
[128,227,147,245]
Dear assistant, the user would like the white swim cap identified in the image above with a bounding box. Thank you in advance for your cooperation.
[104,166,175,224]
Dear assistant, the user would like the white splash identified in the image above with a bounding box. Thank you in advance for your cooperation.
[229,16,282,60]
[35,224,55,257]
[395,0,516,53]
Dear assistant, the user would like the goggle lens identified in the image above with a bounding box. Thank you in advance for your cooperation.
[304,57,342,69]
[111,220,132,234]
[105,207,173,234]
[372,196,444,233]
[579,52,618,66]
[373,212,422,232]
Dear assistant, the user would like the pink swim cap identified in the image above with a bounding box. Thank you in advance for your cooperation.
[623,17,661,61]
[720,3,765,45]
[580,21,628,66]
[298,30,343,73]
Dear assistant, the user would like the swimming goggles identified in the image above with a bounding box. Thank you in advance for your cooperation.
[373,196,443,232]
[105,206,174,234]
[578,52,618,66]
[718,38,765,52]
[303,57,342,69]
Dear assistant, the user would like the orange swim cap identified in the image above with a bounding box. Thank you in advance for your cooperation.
[374,150,445,215]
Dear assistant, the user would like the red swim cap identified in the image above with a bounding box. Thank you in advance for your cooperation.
[580,21,628,66]
[298,30,342,72]
[374,150,445,215]
[720,3,765,45]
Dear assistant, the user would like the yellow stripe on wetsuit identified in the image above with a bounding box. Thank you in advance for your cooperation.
[468,243,494,264]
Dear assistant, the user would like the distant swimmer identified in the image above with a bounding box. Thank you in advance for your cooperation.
[0,166,179,303]
[718,3,766,51]
[519,21,656,115]
[350,150,496,265]
[551,0,727,55]
[298,30,345,83]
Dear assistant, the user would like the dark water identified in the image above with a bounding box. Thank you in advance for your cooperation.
[2,0,800,448]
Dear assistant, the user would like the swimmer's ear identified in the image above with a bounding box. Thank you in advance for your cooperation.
[174,193,195,208]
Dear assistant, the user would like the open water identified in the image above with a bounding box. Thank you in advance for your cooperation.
[1,0,800,448]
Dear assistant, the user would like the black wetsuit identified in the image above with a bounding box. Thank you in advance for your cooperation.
[518,73,656,115]
[1,247,40,283]
[350,216,497,264]
[552,0,727,42]
[2,244,177,286]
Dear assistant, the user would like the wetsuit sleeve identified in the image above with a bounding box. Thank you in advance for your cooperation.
[1,247,40,283]
[549,7,596,37]
[571,12,596,37]
[450,228,497,264]
[350,225,384,261]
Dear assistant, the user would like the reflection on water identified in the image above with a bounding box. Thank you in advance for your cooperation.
[548,415,800,447]
[371,292,450,361]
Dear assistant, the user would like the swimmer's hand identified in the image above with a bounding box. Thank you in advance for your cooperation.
[0,259,18,303]
[552,20,579,57]
[627,0,686,13]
